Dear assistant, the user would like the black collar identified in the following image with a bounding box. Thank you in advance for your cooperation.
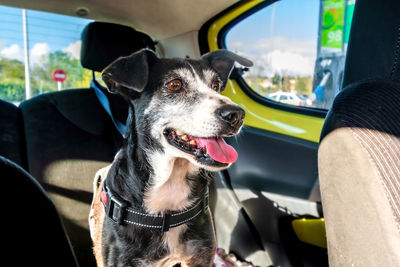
[101,185,209,232]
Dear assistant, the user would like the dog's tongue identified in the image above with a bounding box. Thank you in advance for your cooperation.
[194,137,238,163]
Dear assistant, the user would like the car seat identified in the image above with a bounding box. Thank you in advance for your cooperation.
[0,155,78,266]
[0,99,26,167]
[318,0,400,265]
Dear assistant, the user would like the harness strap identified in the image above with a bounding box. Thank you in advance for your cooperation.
[91,76,127,137]
[101,185,209,232]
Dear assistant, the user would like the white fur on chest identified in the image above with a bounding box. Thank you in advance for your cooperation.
[144,152,199,214]
[143,153,200,267]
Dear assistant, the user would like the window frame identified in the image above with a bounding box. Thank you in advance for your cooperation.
[207,0,328,118]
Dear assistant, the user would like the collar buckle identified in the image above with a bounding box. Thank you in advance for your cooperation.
[103,186,127,224]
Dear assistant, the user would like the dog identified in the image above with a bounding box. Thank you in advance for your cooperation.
[89,49,252,267]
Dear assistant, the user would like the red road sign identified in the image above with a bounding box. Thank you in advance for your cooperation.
[52,69,67,82]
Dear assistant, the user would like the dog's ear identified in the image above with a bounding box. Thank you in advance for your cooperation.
[201,49,253,88]
[102,49,157,97]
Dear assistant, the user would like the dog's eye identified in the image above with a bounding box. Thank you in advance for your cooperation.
[212,81,220,91]
[167,79,183,91]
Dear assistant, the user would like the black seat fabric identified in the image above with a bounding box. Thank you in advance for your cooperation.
[80,21,155,72]
[0,99,25,167]
[342,0,400,87]
[0,156,78,266]
[18,22,154,266]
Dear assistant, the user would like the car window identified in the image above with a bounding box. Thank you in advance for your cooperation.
[297,94,306,100]
[225,0,355,110]
[0,6,92,104]
[280,95,288,101]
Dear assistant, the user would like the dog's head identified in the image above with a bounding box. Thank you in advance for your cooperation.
[102,49,252,171]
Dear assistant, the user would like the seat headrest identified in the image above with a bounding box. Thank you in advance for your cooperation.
[80,22,155,72]
[342,0,400,87]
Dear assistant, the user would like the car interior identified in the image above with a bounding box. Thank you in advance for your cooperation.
[0,0,399,266]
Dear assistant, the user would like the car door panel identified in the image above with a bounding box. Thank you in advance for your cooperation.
[227,126,319,200]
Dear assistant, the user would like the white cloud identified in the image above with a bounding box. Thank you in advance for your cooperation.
[30,43,50,66]
[0,44,24,61]
[0,39,8,51]
[252,36,316,58]
[238,36,317,77]
[230,41,244,50]
[0,43,52,66]
[261,49,315,76]
[63,40,81,59]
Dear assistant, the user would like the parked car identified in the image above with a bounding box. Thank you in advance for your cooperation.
[268,91,305,106]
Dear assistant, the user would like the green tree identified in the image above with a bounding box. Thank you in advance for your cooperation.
[296,76,312,95]
[0,51,92,102]
[0,57,25,101]
[31,51,92,95]
[272,73,281,85]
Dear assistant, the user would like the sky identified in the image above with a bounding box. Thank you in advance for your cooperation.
[0,1,320,76]
[226,0,320,77]
[0,5,92,65]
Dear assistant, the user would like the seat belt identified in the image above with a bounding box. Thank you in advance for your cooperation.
[91,74,127,137]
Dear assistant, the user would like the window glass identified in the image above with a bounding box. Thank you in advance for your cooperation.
[225,0,356,110]
[0,6,92,104]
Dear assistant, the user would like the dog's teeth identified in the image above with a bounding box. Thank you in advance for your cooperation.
[182,135,189,141]
[189,140,196,146]
[176,130,184,136]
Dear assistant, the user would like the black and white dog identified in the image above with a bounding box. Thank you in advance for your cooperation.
[89,49,252,267]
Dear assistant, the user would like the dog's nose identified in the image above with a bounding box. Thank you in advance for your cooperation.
[216,105,245,128]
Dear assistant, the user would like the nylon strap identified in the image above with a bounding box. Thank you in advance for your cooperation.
[101,185,209,232]
[91,77,127,137]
